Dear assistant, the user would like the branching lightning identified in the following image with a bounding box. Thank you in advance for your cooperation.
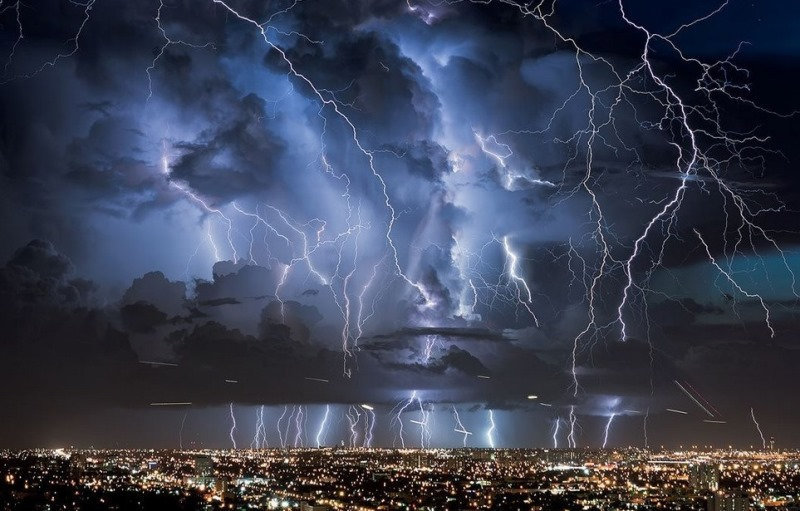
[362,405,376,448]
[567,406,578,448]
[251,405,268,450]
[391,391,430,449]
[293,405,306,448]
[346,405,362,448]
[1,0,96,83]
[501,236,539,326]
[695,230,775,337]
[455,0,797,398]
[147,0,215,101]
[206,0,438,353]
[390,394,414,449]
[16,0,795,449]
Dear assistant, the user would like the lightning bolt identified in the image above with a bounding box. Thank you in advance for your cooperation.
[109,0,800,399]
[276,405,289,449]
[486,410,496,449]
[1,0,24,77]
[750,407,766,449]
[146,0,215,100]
[205,222,221,263]
[315,404,330,448]
[1,0,96,83]
[259,405,269,449]
[422,334,442,364]
[230,203,268,267]
[284,406,297,448]
[416,398,431,449]
[362,405,376,448]
[452,406,472,447]
[161,141,238,262]
[567,406,578,448]
[695,230,774,337]
[501,236,539,326]
[602,413,616,449]
[9,0,793,434]
[346,405,362,448]
[166,0,451,381]
[179,409,189,450]
[293,405,305,447]
[391,391,430,448]
[552,417,561,448]
[390,392,414,449]
[152,41,382,379]
[459,0,795,397]
[250,406,260,450]
[250,405,266,450]
[208,0,435,309]
[228,403,237,450]
[354,256,387,350]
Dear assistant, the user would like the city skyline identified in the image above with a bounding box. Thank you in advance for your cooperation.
[2,0,800,450]
[2,447,797,509]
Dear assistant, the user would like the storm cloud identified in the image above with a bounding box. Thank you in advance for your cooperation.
[1,0,799,449]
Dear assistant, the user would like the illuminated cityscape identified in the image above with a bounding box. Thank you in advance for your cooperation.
[3,448,800,510]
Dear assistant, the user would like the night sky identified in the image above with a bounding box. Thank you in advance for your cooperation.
[2,0,800,450]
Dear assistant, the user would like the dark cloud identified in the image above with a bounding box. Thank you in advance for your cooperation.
[0,240,95,313]
[433,345,489,375]
[120,301,169,334]
[648,297,726,326]
[170,94,286,203]
[122,271,187,317]
[195,264,276,302]
[0,242,140,422]
[7,239,75,280]
[366,326,510,344]
[198,297,241,306]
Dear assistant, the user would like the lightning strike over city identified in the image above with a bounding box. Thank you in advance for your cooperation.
[2,0,800,507]
[486,410,497,449]
[602,413,617,449]
[315,404,330,448]
[452,406,473,448]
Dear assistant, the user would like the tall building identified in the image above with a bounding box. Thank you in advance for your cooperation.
[689,463,719,491]
[708,493,750,511]
[193,454,214,486]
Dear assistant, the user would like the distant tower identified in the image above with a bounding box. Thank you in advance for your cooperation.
[768,436,775,451]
